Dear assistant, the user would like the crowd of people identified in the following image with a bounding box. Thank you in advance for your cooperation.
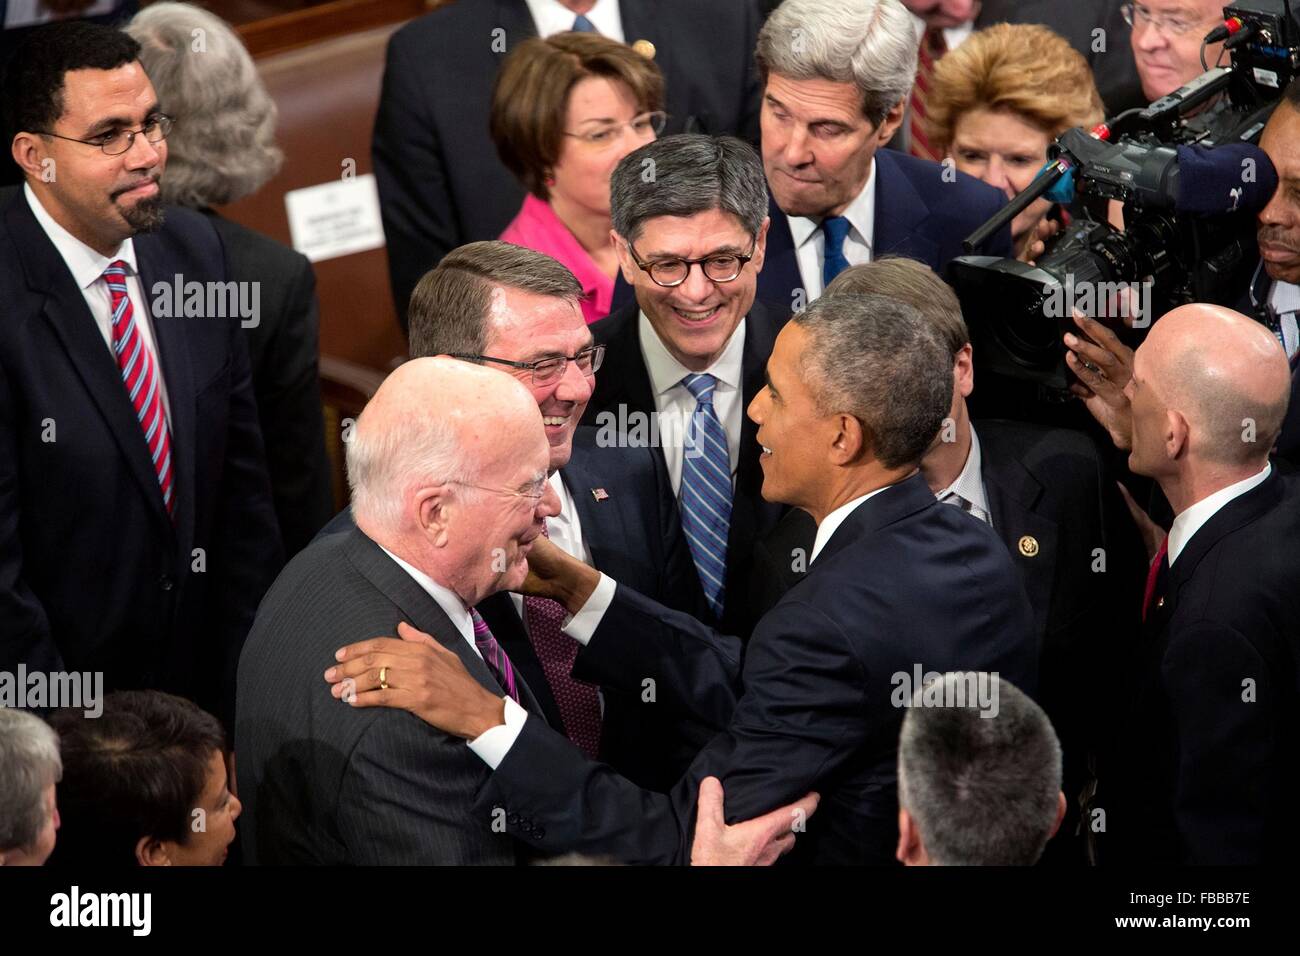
[1,0,1299,868]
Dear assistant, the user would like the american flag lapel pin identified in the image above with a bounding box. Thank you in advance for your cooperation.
[591,488,609,502]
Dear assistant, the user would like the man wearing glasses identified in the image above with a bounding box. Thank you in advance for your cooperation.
[587,133,787,637]
[0,21,282,731]
[1124,1,1230,102]
[319,240,708,792]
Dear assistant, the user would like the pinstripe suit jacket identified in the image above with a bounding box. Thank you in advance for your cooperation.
[235,525,545,864]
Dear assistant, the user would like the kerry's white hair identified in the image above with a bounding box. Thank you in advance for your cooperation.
[756,0,919,126]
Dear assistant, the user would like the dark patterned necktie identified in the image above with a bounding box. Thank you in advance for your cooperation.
[523,525,602,758]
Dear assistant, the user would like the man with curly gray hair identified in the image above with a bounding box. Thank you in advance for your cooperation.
[128,2,332,557]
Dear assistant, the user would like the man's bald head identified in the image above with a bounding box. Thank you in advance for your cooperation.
[1133,304,1290,472]
[346,357,543,536]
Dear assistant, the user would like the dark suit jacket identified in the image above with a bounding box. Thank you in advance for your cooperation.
[203,212,333,559]
[976,0,1145,116]
[0,187,282,727]
[475,427,708,790]
[753,150,1013,312]
[474,472,1039,865]
[747,419,1147,863]
[580,299,787,636]
[1102,470,1300,865]
[373,0,763,328]
[236,525,550,864]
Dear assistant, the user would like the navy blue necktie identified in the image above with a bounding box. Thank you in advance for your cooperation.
[572,14,597,32]
[822,216,851,290]
[679,374,731,619]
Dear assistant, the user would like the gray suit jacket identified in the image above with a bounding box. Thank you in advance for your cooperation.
[235,525,546,864]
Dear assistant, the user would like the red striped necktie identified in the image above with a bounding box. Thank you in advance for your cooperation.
[102,260,175,518]
[909,27,947,162]
[1142,538,1170,622]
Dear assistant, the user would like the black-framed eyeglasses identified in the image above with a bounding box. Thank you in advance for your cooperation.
[35,113,174,157]
[563,110,668,147]
[627,238,757,287]
[448,344,605,386]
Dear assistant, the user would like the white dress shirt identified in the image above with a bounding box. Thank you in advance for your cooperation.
[508,469,590,620]
[808,485,893,565]
[787,160,877,301]
[909,14,975,51]
[376,544,525,766]
[524,0,624,39]
[934,425,991,524]
[25,182,172,422]
[1166,464,1272,567]
[1268,280,1300,361]
[638,311,746,494]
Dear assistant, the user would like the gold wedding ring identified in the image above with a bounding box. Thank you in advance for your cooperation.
[379,666,388,690]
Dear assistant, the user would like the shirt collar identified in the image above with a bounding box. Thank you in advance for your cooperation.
[637,310,747,397]
[809,483,893,565]
[524,0,622,37]
[24,181,139,291]
[786,159,876,257]
[377,544,476,647]
[935,424,988,516]
[908,13,975,49]
[1167,462,1272,566]
[1269,279,1300,315]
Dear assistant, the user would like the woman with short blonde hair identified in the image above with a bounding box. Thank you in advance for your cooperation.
[923,24,1105,257]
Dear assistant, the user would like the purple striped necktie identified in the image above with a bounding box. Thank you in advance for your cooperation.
[469,607,520,704]
[102,260,175,517]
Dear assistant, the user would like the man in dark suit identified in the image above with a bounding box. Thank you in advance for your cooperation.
[327,292,1038,865]
[404,241,706,790]
[372,0,763,328]
[238,359,562,864]
[0,22,282,727]
[748,258,1146,864]
[242,358,805,864]
[1094,303,1300,865]
[586,135,786,637]
[749,0,1012,313]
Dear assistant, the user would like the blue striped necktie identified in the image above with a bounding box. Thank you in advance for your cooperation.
[679,373,731,618]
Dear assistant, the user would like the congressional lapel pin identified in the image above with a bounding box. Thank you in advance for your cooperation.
[591,488,610,502]
[1018,535,1040,558]
[632,39,656,59]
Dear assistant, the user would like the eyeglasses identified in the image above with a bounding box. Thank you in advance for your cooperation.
[1119,3,1213,37]
[36,113,174,156]
[448,344,605,386]
[627,238,757,287]
[563,110,667,147]
[451,478,548,501]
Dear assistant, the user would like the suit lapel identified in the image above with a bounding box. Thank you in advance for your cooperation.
[979,441,1057,639]
[342,528,547,719]
[756,196,802,309]
[135,236,197,554]
[496,0,539,44]
[8,193,174,540]
[561,443,628,573]
[873,151,939,267]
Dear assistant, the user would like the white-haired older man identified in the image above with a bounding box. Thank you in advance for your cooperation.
[751,0,1012,311]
